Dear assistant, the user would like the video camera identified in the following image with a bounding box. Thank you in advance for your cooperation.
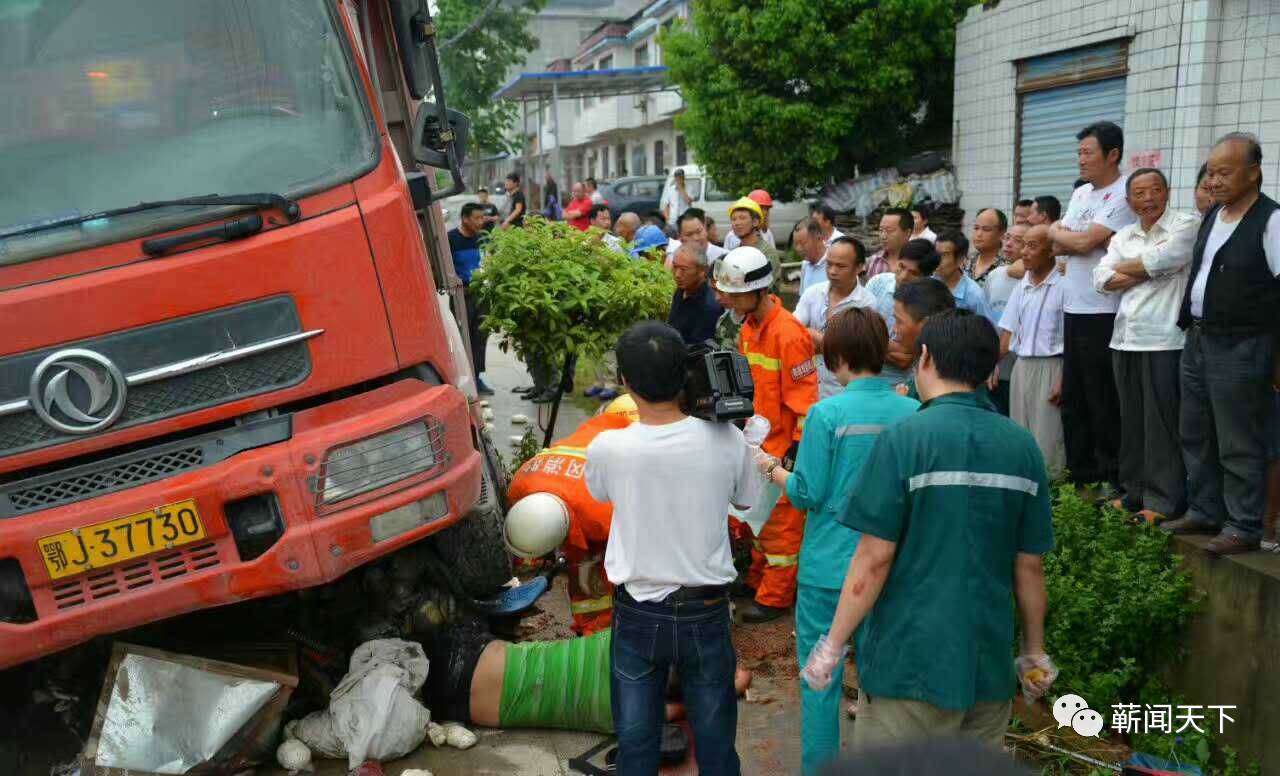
[684,342,754,422]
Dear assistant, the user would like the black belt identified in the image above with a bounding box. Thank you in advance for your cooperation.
[621,584,729,602]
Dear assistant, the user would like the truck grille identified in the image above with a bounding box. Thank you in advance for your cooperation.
[0,344,308,459]
[48,541,221,612]
[6,447,205,515]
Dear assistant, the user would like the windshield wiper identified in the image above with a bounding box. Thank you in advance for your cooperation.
[0,193,302,240]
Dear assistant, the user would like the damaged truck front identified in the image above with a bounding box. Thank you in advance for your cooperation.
[0,0,509,669]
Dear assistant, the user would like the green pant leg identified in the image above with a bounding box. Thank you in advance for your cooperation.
[796,585,844,776]
[499,629,614,733]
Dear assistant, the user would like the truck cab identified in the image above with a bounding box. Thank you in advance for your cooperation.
[0,0,505,668]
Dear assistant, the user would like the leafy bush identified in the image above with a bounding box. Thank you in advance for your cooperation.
[1042,486,1198,715]
[471,217,675,376]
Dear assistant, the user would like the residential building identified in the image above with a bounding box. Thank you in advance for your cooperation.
[952,0,1280,223]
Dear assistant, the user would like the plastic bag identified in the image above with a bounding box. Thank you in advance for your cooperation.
[738,416,779,532]
[288,640,432,768]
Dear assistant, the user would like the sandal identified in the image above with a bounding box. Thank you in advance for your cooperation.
[1136,509,1168,526]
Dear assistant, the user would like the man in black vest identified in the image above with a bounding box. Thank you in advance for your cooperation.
[1163,133,1280,555]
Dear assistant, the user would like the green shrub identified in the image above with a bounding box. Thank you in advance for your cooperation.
[471,217,675,374]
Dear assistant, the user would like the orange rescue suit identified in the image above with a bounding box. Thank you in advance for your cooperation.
[508,412,631,634]
[739,296,818,608]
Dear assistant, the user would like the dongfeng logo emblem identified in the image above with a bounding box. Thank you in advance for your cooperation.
[29,349,128,434]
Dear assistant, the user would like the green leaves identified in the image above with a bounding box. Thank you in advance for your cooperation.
[470,218,675,374]
[661,0,976,200]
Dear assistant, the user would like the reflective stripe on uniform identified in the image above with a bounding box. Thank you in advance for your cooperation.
[570,594,614,614]
[796,414,806,431]
[907,471,1039,496]
[834,424,886,437]
[746,352,781,371]
[763,552,799,567]
[543,445,588,460]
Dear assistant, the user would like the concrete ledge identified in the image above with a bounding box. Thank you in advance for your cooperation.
[1166,535,1280,767]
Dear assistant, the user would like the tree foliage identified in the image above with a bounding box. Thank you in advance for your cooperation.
[470,218,675,374]
[436,0,546,155]
[661,0,976,200]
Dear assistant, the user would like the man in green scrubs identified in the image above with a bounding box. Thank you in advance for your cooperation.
[801,309,1057,748]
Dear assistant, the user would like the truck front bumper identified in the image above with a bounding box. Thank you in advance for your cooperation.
[0,379,481,669]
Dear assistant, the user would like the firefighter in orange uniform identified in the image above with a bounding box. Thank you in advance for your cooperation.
[504,398,636,635]
[714,246,818,623]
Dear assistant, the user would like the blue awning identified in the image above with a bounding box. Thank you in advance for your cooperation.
[492,66,674,102]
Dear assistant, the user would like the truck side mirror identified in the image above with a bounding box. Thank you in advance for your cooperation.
[412,103,470,171]
[388,0,432,99]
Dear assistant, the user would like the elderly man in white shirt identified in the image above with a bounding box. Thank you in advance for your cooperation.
[793,237,876,398]
[1092,168,1198,524]
[999,224,1068,478]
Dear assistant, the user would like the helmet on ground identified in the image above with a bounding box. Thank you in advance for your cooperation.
[728,196,764,222]
[714,246,773,294]
[504,492,571,559]
[747,189,774,208]
[602,393,639,421]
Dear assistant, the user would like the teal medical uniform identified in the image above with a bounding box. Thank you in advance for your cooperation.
[785,378,919,775]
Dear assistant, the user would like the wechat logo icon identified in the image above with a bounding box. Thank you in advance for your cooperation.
[1053,694,1104,737]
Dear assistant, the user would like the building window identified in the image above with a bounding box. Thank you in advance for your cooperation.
[632,144,648,176]
[654,140,666,175]
[1016,40,1129,205]
[675,134,687,166]
[635,43,649,68]
[598,54,613,70]
[616,143,627,176]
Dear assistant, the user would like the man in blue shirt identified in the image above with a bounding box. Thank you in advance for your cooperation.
[934,231,994,323]
[667,243,723,344]
[448,203,493,395]
[865,239,941,385]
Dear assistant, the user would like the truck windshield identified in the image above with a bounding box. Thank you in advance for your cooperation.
[0,0,377,262]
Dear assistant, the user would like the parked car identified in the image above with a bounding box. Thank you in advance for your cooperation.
[601,176,665,222]
[662,164,815,247]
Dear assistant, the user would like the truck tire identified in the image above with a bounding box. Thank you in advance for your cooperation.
[430,436,513,598]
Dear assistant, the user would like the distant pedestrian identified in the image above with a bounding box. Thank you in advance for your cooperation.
[476,187,500,231]
[910,204,938,243]
[865,208,913,279]
[501,173,526,229]
[1163,133,1280,555]
[543,173,563,220]
[866,239,942,386]
[586,176,606,205]
[1092,168,1196,524]
[934,230,992,321]
[801,309,1057,750]
[586,321,754,775]
[448,203,495,396]
[795,218,830,295]
[1048,120,1136,493]
[759,307,919,775]
[1029,195,1061,226]
[999,225,1067,477]
[564,182,594,231]
[794,237,876,399]
[661,169,694,224]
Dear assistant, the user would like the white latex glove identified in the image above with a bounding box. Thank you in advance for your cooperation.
[800,633,847,691]
[1015,653,1058,704]
[743,415,772,447]
[753,450,779,475]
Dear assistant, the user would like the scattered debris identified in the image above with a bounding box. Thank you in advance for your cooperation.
[276,739,313,772]
[400,770,434,776]
[425,722,447,748]
[510,413,530,426]
[482,407,495,422]
[442,721,478,750]
[81,642,298,774]
[287,640,432,769]
[509,435,524,447]
[350,762,385,776]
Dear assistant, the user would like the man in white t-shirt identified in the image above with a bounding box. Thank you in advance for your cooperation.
[665,208,728,267]
[586,321,756,772]
[1046,121,1136,492]
[660,169,694,225]
[1162,133,1280,556]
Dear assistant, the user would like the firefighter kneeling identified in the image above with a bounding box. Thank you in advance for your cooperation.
[715,246,818,623]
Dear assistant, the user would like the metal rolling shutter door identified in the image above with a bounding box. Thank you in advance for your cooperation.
[1019,78,1127,205]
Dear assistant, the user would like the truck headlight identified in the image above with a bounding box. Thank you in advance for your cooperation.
[318,419,448,506]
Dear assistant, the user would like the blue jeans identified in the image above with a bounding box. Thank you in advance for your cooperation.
[611,586,740,776]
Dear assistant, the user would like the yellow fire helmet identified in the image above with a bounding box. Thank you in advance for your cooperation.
[601,393,639,421]
[728,196,764,222]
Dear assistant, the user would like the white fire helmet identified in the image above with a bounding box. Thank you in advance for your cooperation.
[713,246,774,294]
[503,492,571,559]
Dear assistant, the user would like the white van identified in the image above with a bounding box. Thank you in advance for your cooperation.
[663,164,814,247]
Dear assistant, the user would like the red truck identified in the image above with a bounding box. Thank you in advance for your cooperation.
[0,0,510,668]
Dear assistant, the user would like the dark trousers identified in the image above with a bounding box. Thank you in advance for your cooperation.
[1113,349,1185,515]
[463,287,487,375]
[1180,327,1275,538]
[611,586,740,776]
[1062,313,1122,485]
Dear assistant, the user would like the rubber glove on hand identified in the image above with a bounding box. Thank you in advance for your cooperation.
[753,450,778,474]
[800,634,847,691]
[1015,653,1059,704]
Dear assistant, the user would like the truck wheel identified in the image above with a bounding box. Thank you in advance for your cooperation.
[430,436,513,598]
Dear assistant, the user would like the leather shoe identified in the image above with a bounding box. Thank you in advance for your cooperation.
[1206,531,1260,556]
[1159,516,1219,536]
[738,601,788,624]
[530,389,560,404]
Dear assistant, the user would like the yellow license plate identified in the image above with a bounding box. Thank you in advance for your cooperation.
[38,499,205,580]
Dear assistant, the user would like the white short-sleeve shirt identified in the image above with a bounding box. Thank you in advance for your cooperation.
[999,271,1067,357]
[586,417,757,602]
[1188,209,1280,318]
[1059,177,1136,314]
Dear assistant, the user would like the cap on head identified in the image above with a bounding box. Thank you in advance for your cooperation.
[748,189,774,208]
[728,196,764,221]
[504,492,570,559]
[714,246,773,293]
